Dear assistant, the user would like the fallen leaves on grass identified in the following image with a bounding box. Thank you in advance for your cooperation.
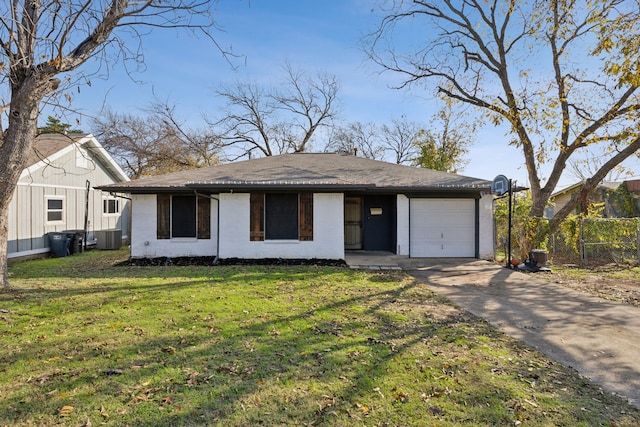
[99,405,110,420]
[58,405,74,417]
[161,346,177,355]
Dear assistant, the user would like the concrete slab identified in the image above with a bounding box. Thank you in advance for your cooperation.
[344,251,405,270]
[398,258,640,409]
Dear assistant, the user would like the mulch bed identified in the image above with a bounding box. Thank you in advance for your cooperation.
[116,256,347,267]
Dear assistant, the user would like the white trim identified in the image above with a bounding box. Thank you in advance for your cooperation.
[7,247,50,259]
[17,182,88,191]
[20,134,130,182]
[102,197,121,217]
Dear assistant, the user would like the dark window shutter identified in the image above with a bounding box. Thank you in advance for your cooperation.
[250,193,264,241]
[299,192,313,241]
[197,195,211,239]
[157,194,170,239]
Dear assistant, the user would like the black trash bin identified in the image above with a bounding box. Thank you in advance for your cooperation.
[64,230,85,255]
[48,232,69,257]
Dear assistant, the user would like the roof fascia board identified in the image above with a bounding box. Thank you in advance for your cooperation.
[20,134,129,183]
[82,134,130,182]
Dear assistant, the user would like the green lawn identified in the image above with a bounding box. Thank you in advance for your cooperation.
[1,250,639,426]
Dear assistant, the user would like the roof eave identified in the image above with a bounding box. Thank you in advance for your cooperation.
[97,182,491,194]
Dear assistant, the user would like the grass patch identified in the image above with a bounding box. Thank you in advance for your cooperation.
[1,249,639,426]
[553,264,640,280]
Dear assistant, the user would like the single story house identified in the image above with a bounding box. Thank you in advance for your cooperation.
[8,133,131,260]
[97,153,495,260]
[546,179,640,218]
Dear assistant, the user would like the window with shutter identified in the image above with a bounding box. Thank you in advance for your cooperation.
[156,194,210,239]
[249,192,313,241]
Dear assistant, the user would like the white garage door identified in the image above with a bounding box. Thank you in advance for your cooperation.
[410,199,476,257]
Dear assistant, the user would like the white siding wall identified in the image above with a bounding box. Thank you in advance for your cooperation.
[396,194,410,256]
[478,193,495,259]
[219,193,344,260]
[130,194,218,258]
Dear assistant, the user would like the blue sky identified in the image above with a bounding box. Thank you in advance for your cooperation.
[59,0,551,187]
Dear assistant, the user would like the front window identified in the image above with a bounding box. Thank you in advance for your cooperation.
[171,195,197,238]
[250,192,313,242]
[265,193,299,240]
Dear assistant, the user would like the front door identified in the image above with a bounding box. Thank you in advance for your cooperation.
[363,195,395,252]
[344,197,362,249]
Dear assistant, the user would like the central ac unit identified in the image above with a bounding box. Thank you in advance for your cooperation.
[95,229,122,250]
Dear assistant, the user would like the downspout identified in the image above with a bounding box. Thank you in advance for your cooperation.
[408,197,412,258]
[194,191,220,265]
[83,180,90,251]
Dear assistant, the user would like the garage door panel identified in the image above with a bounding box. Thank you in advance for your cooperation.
[410,199,476,257]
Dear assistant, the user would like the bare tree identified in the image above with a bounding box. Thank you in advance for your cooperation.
[366,0,640,240]
[0,1,223,288]
[94,101,221,178]
[216,64,340,159]
[379,117,420,164]
[324,121,385,160]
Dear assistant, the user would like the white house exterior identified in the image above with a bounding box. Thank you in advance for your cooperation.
[99,153,495,261]
[7,133,131,260]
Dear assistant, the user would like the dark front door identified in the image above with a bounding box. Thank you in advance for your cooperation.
[363,195,395,252]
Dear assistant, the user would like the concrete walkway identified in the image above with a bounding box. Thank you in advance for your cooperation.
[391,258,640,409]
[344,251,403,270]
[334,255,640,408]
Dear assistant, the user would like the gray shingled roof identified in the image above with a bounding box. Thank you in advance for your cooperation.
[98,153,491,193]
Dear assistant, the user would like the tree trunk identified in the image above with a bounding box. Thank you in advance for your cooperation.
[0,202,10,289]
[0,85,41,288]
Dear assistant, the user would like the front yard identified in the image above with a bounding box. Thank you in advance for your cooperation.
[1,250,639,426]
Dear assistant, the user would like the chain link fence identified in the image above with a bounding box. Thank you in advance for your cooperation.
[580,218,640,266]
[495,216,640,267]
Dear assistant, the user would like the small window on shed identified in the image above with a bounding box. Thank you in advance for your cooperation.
[46,197,65,223]
[103,198,120,215]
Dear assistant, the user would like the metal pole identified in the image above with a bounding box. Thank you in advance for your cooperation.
[636,218,640,265]
[507,179,512,268]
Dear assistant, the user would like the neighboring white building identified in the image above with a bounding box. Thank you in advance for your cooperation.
[99,153,494,260]
[7,133,131,260]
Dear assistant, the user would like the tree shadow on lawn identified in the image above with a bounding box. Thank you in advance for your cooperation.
[2,263,339,305]
[2,273,636,426]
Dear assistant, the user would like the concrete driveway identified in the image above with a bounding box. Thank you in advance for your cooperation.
[396,258,640,409]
